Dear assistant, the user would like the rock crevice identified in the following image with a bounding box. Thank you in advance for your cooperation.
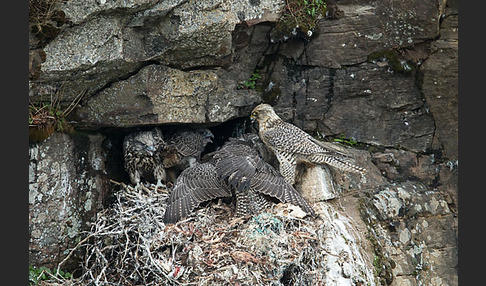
[29,0,458,285]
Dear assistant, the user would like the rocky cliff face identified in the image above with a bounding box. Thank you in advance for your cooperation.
[29,132,119,269]
[29,0,457,285]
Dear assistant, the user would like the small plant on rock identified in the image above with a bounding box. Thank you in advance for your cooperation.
[333,133,359,147]
[29,89,83,143]
[29,0,69,46]
[29,265,72,285]
[238,70,262,90]
[270,0,327,42]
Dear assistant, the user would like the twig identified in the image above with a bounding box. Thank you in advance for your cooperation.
[63,89,86,117]
[56,233,95,276]
[285,0,300,26]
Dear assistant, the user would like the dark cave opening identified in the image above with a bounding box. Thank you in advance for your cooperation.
[97,116,256,190]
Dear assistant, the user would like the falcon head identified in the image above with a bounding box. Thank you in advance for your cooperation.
[131,137,157,156]
[125,129,164,157]
[198,128,214,145]
[250,103,280,124]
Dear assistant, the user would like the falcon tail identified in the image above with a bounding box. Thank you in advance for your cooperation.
[320,156,367,175]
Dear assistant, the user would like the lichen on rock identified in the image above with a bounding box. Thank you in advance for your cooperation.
[28,0,457,284]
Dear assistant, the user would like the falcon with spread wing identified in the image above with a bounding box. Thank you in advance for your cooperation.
[250,104,366,185]
[163,134,315,224]
[162,162,232,224]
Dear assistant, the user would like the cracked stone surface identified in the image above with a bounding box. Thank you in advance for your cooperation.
[29,0,457,284]
[29,132,113,269]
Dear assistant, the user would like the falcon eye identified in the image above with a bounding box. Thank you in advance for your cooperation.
[251,111,259,117]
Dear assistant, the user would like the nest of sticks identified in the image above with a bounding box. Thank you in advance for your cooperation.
[42,180,373,286]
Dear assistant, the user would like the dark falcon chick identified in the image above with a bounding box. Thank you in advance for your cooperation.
[123,127,167,191]
[162,128,214,182]
[163,133,315,224]
[212,134,315,217]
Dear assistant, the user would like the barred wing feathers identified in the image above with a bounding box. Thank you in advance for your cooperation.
[163,163,231,224]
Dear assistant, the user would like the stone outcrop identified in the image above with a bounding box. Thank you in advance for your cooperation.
[74,65,260,127]
[363,181,457,285]
[257,0,452,154]
[30,0,283,127]
[29,0,458,284]
[29,132,120,269]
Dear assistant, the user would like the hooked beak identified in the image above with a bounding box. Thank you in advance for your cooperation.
[250,115,256,123]
[205,133,214,143]
[145,146,155,156]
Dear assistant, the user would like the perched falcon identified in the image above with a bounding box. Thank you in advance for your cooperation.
[123,127,167,191]
[162,128,214,182]
[163,134,315,224]
[250,104,366,185]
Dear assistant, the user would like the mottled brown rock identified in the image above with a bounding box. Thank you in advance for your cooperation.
[30,0,284,108]
[29,49,46,80]
[265,61,435,152]
[324,64,435,153]
[361,181,457,286]
[372,149,439,185]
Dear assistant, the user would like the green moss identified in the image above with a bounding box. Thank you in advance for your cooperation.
[29,101,75,143]
[333,133,359,147]
[29,88,79,143]
[368,49,415,75]
[358,199,395,285]
[261,85,281,105]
